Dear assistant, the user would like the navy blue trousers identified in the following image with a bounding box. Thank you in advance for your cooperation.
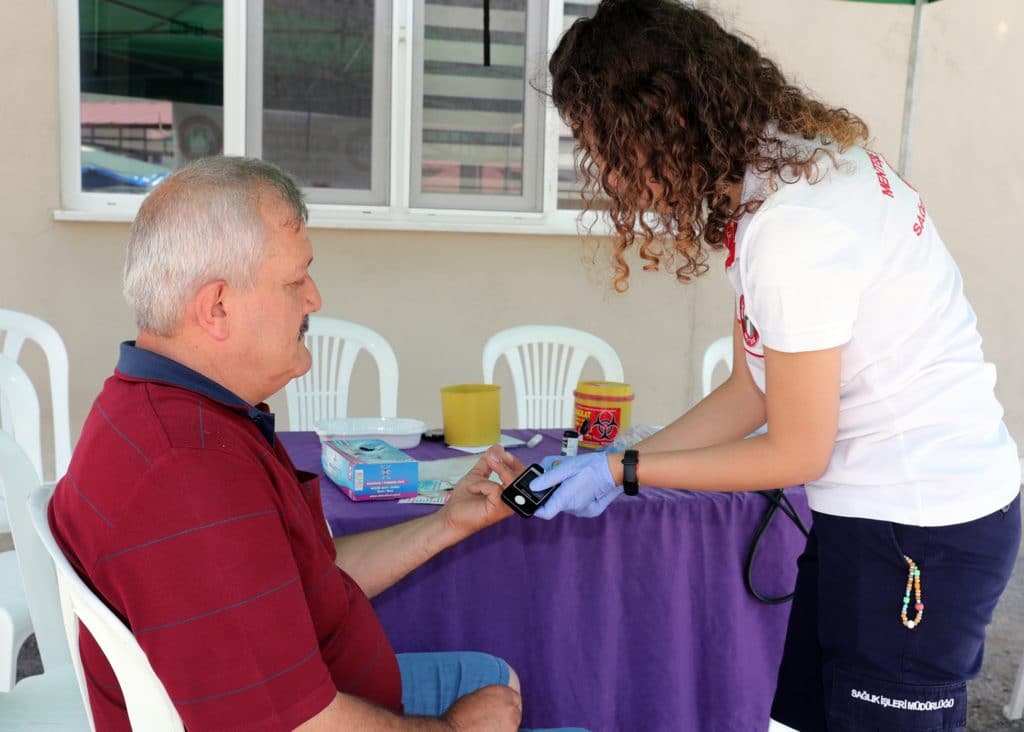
[771,493,1021,731]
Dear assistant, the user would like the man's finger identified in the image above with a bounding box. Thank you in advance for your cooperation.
[467,450,497,478]
[485,454,521,485]
[465,478,502,498]
[469,458,489,478]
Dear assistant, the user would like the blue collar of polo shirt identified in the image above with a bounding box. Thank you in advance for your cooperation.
[116,341,276,445]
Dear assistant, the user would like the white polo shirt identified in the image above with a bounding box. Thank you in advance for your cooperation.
[725,136,1020,526]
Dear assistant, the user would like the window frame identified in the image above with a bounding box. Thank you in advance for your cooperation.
[245,0,394,206]
[55,0,602,236]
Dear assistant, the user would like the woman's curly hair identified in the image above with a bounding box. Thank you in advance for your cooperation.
[549,0,869,291]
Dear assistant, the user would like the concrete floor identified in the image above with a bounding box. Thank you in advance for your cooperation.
[7,502,1024,730]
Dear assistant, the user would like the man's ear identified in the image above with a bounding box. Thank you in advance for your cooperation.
[193,280,230,341]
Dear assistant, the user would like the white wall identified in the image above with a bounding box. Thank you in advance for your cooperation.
[1,1,1021,471]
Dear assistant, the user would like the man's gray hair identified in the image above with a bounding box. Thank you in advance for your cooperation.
[123,156,308,336]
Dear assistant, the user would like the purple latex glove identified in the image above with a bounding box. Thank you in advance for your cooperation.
[538,454,562,472]
[529,452,621,519]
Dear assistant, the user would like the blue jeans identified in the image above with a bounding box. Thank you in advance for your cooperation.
[397,651,589,731]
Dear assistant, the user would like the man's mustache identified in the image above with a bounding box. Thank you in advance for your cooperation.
[299,315,310,340]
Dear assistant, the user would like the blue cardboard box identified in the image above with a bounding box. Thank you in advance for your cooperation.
[321,438,419,501]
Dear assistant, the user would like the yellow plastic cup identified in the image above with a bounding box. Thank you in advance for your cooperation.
[440,384,501,447]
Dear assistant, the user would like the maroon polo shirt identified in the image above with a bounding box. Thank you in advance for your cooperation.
[49,342,401,731]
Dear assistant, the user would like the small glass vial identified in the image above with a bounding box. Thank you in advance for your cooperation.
[561,429,579,457]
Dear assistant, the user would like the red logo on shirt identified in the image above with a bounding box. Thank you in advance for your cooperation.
[738,295,760,349]
[724,220,738,269]
[913,197,927,236]
[866,151,895,199]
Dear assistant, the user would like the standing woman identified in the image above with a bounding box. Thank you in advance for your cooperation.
[531,1,1022,730]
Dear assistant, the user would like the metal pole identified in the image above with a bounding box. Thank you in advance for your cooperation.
[898,0,927,177]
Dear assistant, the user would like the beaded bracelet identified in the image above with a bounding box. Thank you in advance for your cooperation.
[900,555,924,629]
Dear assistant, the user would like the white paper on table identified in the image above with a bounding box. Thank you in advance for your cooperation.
[417,454,506,486]
[447,434,525,454]
[418,433,532,486]
[398,493,450,505]
[418,455,481,482]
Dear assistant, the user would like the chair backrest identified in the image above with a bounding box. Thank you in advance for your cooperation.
[29,483,185,732]
[701,336,733,398]
[0,354,44,481]
[482,325,624,429]
[0,309,72,481]
[0,355,43,533]
[0,431,70,673]
[285,315,400,430]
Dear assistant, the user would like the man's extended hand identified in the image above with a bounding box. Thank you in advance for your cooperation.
[442,684,522,732]
[439,445,523,537]
[528,452,622,519]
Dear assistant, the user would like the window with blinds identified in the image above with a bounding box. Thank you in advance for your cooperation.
[411,0,545,211]
[557,0,599,210]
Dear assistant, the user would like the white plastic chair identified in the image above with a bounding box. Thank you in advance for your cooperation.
[285,316,400,431]
[701,336,733,398]
[0,548,30,695]
[0,355,43,484]
[482,325,624,429]
[0,308,73,482]
[30,482,185,731]
[0,355,42,693]
[0,430,89,729]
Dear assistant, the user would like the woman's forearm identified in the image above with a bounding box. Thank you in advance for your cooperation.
[636,371,766,453]
[617,346,842,492]
[610,432,827,493]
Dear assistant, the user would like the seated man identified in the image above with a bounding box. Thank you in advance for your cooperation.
[49,157,534,731]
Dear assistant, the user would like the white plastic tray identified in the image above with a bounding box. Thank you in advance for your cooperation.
[314,417,427,449]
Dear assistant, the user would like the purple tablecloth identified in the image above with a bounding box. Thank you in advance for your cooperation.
[279,430,811,731]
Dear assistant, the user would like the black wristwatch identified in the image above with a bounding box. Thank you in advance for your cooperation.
[621,449,640,496]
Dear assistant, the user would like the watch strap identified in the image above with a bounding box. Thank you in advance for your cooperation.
[621,449,640,496]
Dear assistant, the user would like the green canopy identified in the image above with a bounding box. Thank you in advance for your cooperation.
[79,0,375,114]
[79,0,223,105]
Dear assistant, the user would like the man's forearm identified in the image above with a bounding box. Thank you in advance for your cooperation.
[332,511,460,598]
[295,692,453,731]
[332,447,519,599]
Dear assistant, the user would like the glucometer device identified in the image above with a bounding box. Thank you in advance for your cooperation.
[501,463,561,518]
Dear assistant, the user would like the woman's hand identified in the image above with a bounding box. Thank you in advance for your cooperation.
[528,452,622,519]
